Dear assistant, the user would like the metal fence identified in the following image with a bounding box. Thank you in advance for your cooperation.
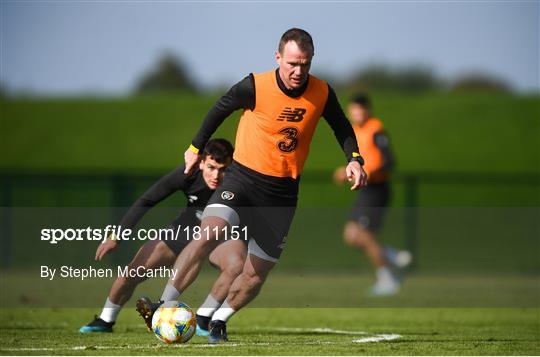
[1,170,538,269]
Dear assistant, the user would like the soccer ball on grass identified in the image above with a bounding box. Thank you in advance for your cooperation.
[151,301,196,344]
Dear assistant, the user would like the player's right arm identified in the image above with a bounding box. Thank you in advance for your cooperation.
[184,75,255,174]
[95,167,188,261]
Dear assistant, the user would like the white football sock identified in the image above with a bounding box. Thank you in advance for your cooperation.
[160,284,181,302]
[211,300,236,322]
[99,297,122,323]
[383,246,413,268]
[376,266,397,284]
[197,294,221,318]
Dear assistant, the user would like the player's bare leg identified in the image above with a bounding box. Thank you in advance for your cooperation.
[80,241,176,333]
[136,216,245,332]
[110,241,176,305]
[226,253,274,309]
[344,221,386,267]
[343,221,410,296]
[160,216,228,300]
[195,239,247,335]
[208,253,275,342]
[137,216,230,328]
[207,239,247,301]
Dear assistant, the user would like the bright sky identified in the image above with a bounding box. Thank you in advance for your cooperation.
[2,1,539,95]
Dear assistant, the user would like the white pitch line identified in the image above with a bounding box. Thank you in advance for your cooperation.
[266,326,369,335]
[353,334,402,343]
[264,327,401,343]
[1,326,401,352]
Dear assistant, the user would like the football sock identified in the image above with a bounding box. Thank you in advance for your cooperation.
[160,284,181,302]
[99,297,122,323]
[211,300,236,322]
[383,246,412,268]
[197,294,221,318]
[376,266,396,284]
[383,246,399,265]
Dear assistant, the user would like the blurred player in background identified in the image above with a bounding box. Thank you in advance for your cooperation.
[334,94,412,296]
[79,139,246,336]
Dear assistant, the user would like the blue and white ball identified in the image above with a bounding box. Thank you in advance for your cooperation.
[151,301,196,344]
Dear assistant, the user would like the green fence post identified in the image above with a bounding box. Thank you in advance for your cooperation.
[404,176,418,269]
[0,175,12,268]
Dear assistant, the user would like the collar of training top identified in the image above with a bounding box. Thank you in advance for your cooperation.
[274,68,310,98]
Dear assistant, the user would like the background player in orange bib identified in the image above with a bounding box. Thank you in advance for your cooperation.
[137,28,368,342]
[334,94,412,296]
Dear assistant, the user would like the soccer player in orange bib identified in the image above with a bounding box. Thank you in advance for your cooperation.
[334,94,412,296]
[137,28,368,343]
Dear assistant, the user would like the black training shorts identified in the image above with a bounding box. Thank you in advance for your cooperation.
[202,161,298,261]
[163,208,248,255]
[349,181,390,233]
[161,209,202,255]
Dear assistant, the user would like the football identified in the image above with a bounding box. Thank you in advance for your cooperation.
[151,301,196,344]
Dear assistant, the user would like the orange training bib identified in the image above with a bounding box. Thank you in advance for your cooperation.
[234,70,329,178]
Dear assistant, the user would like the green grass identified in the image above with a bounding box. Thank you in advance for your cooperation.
[1,271,539,308]
[0,306,538,354]
[1,92,539,173]
[1,270,539,355]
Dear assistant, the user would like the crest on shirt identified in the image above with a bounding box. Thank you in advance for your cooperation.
[188,195,198,204]
[221,191,235,201]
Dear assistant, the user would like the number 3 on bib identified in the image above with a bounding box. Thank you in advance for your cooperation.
[277,127,298,153]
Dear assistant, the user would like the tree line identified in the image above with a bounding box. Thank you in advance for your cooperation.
[134,54,512,95]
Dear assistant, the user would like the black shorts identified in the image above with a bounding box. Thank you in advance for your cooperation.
[162,209,201,255]
[163,209,248,255]
[349,181,390,233]
[202,161,298,262]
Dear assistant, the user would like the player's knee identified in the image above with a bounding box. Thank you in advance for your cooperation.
[222,254,245,277]
[343,222,359,246]
[117,274,144,288]
[343,222,368,247]
[191,238,217,258]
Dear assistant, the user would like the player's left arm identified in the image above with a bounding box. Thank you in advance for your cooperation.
[322,85,367,190]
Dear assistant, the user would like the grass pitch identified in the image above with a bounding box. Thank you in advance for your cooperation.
[1,91,538,354]
[0,307,538,355]
[1,271,539,355]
